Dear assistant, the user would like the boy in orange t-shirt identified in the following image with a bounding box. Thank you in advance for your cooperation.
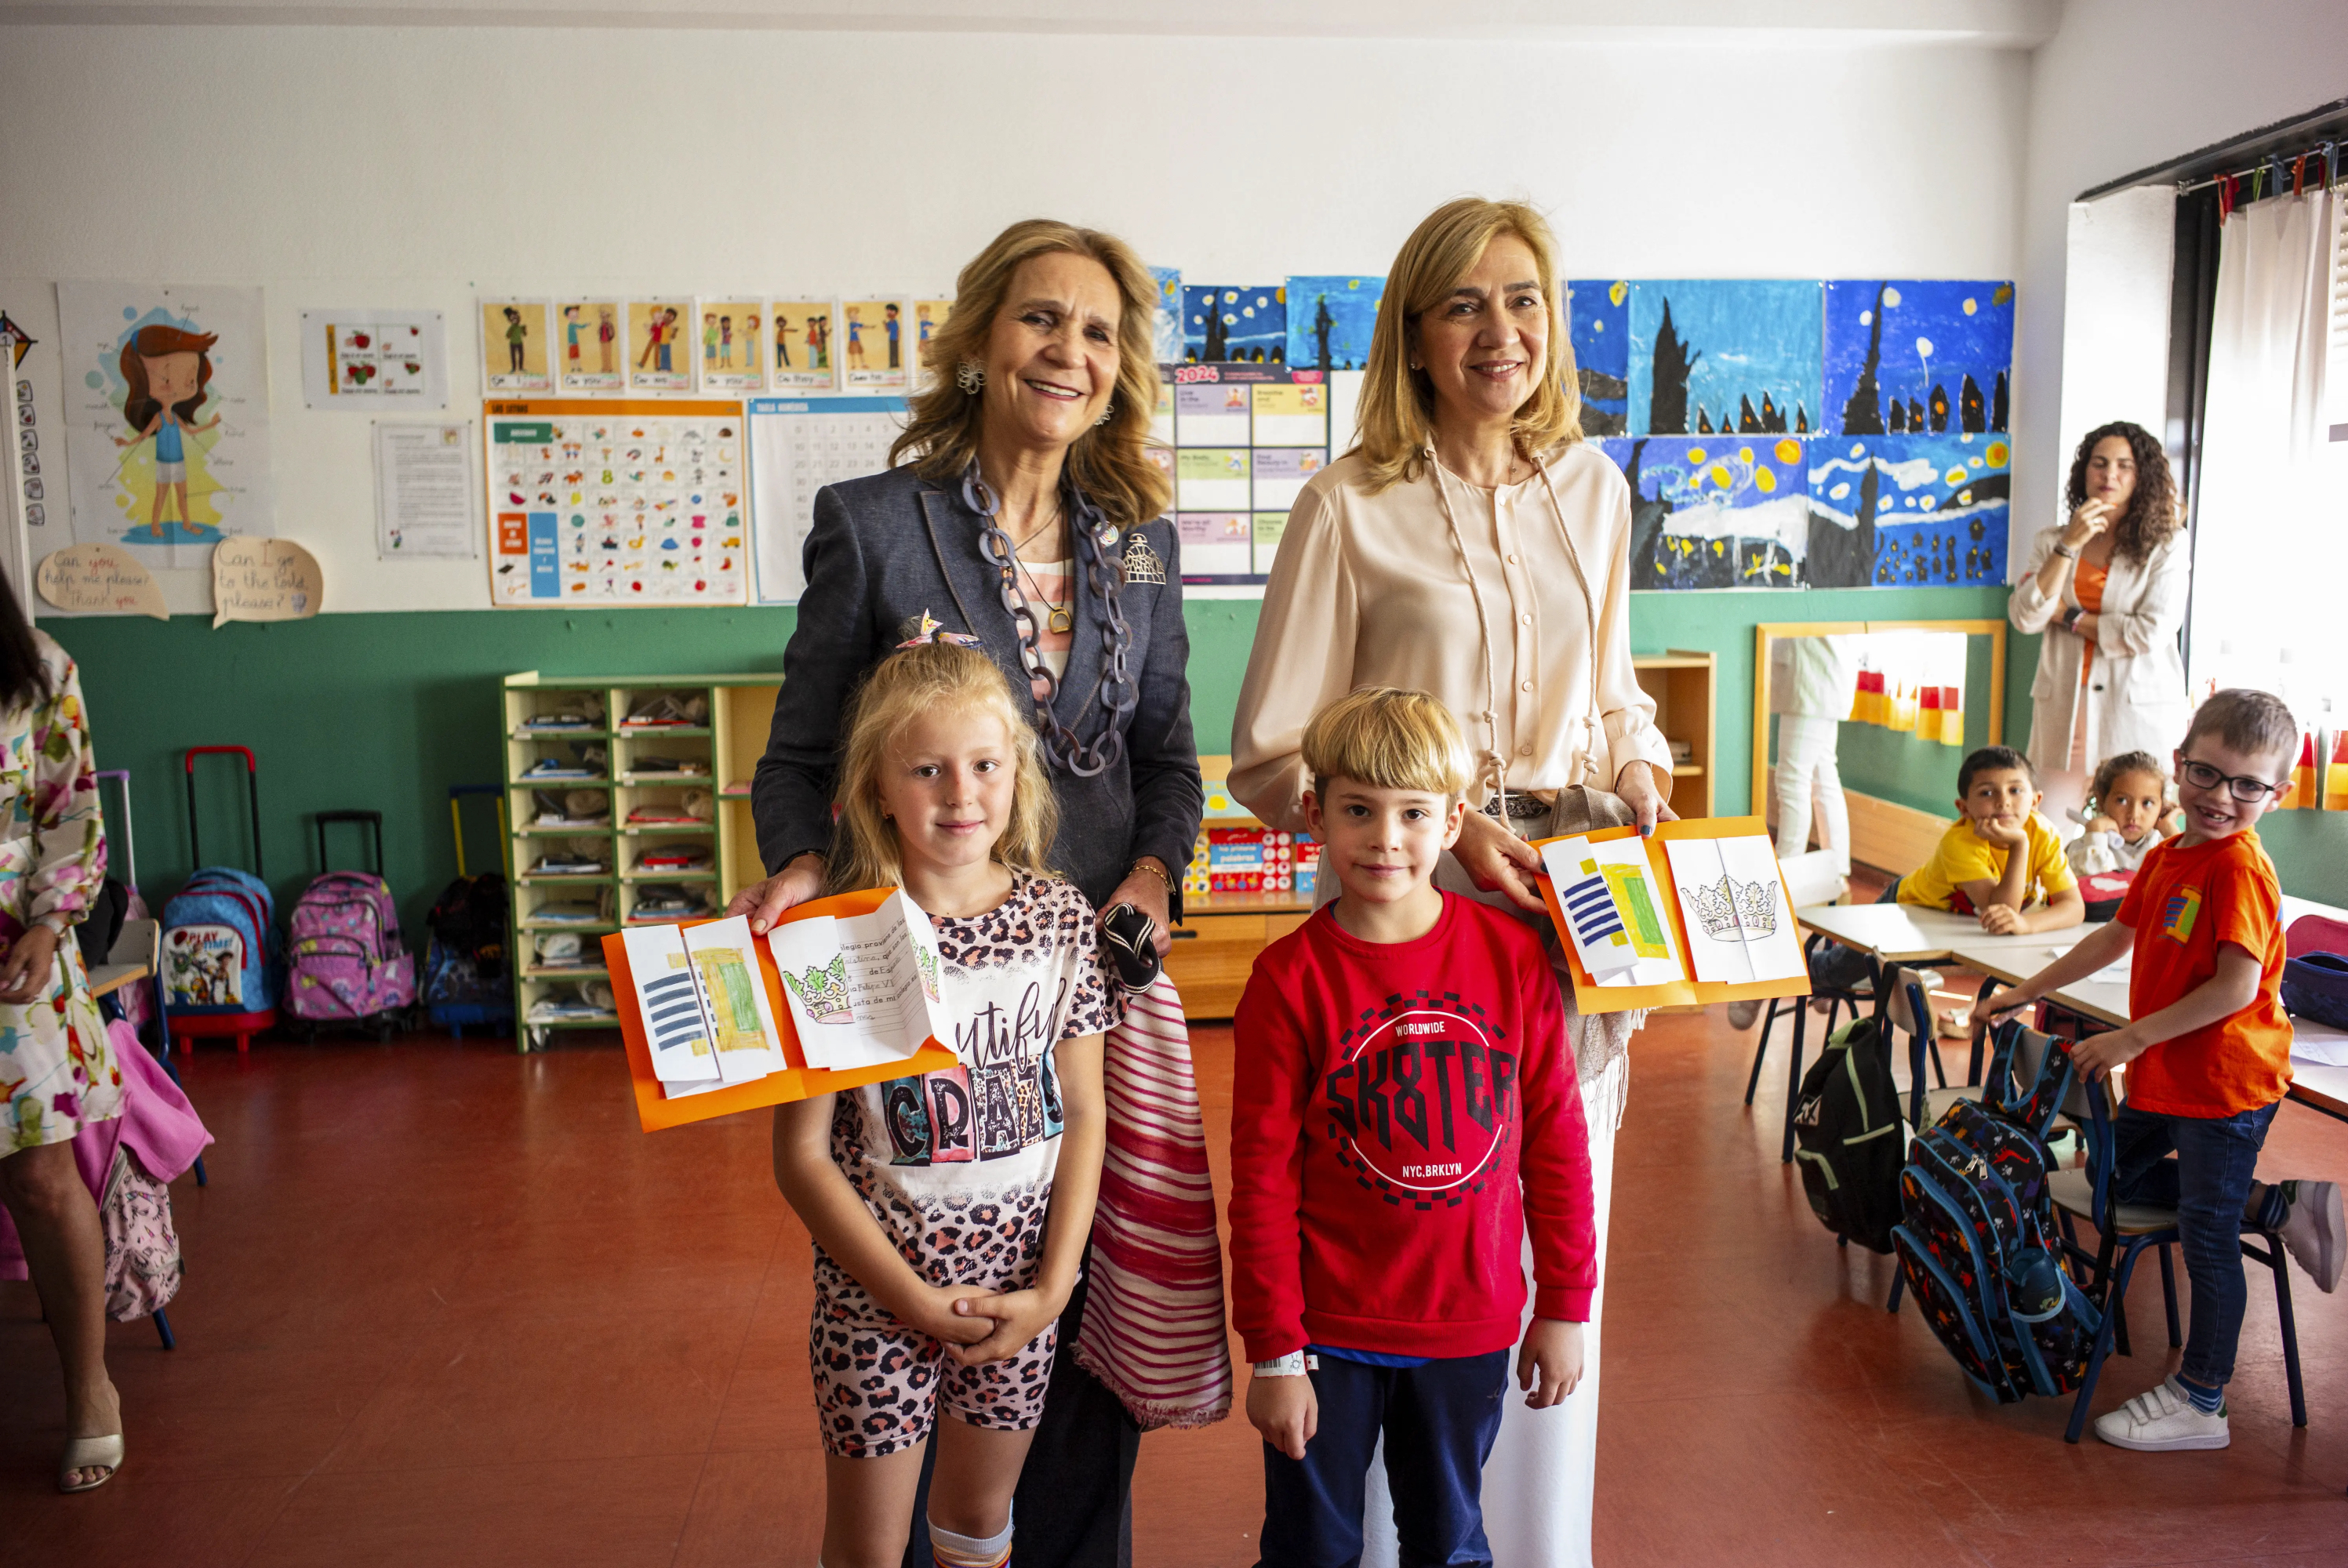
[1986,689,2341,1453]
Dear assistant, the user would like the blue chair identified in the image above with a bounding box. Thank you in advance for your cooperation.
[2052,1073,2306,1444]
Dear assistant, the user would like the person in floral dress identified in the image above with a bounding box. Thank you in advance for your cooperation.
[0,575,124,1492]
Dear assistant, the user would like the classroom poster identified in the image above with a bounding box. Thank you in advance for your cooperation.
[747,394,907,604]
[57,282,275,567]
[1170,361,1326,595]
[912,299,953,370]
[769,299,836,390]
[374,420,477,558]
[697,299,765,392]
[485,398,748,606]
[839,299,907,391]
[1284,275,1383,372]
[299,310,446,408]
[555,299,626,393]
[627,299,694,392]
[480,299,553,394]
[0,283,71,577]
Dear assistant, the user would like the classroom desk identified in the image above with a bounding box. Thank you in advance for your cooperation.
[1795,903,1987,967]
[89,962,150,1000]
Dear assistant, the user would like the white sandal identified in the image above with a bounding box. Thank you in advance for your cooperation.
[58,1432,123,1494]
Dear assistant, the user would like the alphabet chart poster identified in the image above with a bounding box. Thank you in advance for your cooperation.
[746,394,907,604]
[1169,361,1328,595]
[484,398,748,606]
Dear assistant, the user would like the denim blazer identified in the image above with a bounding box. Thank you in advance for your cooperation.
[751,463,1203,916]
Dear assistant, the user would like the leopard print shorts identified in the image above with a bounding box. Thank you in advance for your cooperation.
[809,1253,1058,1458]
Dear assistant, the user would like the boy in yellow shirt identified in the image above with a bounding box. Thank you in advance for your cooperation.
[1900,745,2085,935]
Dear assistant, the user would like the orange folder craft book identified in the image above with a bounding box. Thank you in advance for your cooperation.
[1533,815,1813,1014]
[603,887,958,1132]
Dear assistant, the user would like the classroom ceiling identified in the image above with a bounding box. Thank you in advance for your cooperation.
[0,0,2063,45]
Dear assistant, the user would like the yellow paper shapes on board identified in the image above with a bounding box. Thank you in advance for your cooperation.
[35,545,169,620]
[211,537,323,629]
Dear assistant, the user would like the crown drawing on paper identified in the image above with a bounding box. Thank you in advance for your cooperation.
[915,943,940,1004]
[1685,875,1780,942]
[780,953,854,1025]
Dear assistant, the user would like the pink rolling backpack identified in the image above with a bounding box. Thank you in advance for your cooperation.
[286,811,416,1033]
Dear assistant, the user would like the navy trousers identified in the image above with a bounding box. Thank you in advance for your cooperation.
[2110,1099,2280,1388]
[1256,1351,1509,1568]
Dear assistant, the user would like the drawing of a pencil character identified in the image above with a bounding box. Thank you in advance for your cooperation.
[111,324,223,538]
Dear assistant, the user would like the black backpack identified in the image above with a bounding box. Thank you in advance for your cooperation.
[1791,1015,1906,1254]
[427,873,509,985]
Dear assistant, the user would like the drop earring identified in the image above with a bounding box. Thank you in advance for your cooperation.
[956,361,986,394]
[1095,401,1114,426]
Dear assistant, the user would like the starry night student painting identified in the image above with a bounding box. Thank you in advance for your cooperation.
[1285,275,1383,372]
[1568,280,1629,436]
[1183,284,1287,364]
[1627,280,1822,439]
[1823,281,2013,436]
[1600,435,1811,589]
[1805,433,2010,588]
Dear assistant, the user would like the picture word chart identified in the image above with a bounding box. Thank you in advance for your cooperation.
[485,399,749,606]
[746,395,907,604]
[1165,362,1332,596]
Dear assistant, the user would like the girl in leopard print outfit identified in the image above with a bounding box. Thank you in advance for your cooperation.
[772,638,1110,1568]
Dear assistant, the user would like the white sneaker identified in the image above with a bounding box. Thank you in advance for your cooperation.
[2092,1376,2230,1451]
[1727,998,1764,1029]
[2274,1179,2344,1294]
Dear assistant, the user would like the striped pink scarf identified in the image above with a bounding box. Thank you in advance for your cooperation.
[1074,978,1234,1430]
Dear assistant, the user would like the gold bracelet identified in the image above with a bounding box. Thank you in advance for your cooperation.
[1128,857,1174,893]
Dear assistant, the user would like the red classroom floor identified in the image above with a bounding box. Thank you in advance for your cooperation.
[5,1008,2346,1566]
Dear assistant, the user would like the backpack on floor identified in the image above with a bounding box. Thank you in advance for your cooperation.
[286,871,416,1022]
[1893,1023,2103,1403]
[160,868,278,1015]
[1791,1015,1906,1254]
[424,873,510,1011]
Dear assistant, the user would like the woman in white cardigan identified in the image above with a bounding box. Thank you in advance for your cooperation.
[2008,421,2190,821]
[1230,197,1670,1568]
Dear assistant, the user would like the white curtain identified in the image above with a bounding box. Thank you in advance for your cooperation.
[2189,187,2339,723]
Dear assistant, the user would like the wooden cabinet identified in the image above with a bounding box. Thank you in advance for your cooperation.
[1634,651,1717,818]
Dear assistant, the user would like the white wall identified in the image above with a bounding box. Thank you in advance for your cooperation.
[2013,0,2348,538]
[0,22,2029,614]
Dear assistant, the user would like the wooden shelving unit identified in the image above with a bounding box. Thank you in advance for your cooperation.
[500,670,781,1051]
[1634,650,1717,819]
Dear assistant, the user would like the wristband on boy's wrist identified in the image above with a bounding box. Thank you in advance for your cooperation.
[1253,1351,1315,1377]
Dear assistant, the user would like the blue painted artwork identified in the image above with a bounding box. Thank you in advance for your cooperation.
[1149,267,1182,367]
[1568,280,1629,436]
[1824,280,2014,436]
[1805,434,2010,587]
[1599,435,1814,590]
[1284,275,1383,372]
[1183,285,1287,365]
[1627,281,1822,439]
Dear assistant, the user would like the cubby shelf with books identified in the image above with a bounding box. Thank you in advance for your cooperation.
[501,670,783,1051]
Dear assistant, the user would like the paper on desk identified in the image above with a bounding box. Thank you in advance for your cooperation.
[2289,1025,2348,1068]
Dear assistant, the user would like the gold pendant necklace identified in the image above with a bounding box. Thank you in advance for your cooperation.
[1048,604,1074,634]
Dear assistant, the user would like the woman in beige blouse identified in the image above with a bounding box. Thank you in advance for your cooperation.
[1230,197,1670,1568]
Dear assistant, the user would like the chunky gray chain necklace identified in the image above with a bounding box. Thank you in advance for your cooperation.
[963,462,1136,779]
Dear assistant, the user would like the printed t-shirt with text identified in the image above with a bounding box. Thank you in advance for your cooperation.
[828,871,1112,1287]
[1899,811,2075,915]
[2115,829,2292,1117]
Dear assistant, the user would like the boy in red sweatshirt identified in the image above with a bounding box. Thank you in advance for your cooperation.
[1230,687,1596,1568]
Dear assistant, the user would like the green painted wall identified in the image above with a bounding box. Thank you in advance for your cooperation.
[50,588,2348,935]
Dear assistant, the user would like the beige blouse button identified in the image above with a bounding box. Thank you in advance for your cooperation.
[1518,744,1533,756]
[1518,612,1532,626]
[1507,554,1520,564]
[1521,679,1534,691]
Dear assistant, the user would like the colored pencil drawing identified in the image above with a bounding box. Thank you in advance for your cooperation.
[700,299,765,391]
[780,952,855,1025]
[1183,285,1286,364]
[557,299,624,393]
[769,299,835,390]
[481,299,552,394]
[1284,275,1383,372]
[1627,281,1821,438]
[1806,433,2011,588]
[1600,435,1812,590]
[1149,267,1182,366]
[1568,280,1629,436]
[841,299,907,390]
[1825,281,2013,437]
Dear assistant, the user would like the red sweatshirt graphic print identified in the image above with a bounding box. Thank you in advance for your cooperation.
[1227,893,1597,1363]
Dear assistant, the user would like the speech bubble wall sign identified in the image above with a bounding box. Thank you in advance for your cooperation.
[211,538,324,629]
[35,545,170,620]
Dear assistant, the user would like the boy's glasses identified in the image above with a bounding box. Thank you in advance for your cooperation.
[2177,757,2286,802]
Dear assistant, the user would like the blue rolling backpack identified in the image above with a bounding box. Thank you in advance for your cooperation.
[162,746,280,1053]
[1892,1021,2103,1404]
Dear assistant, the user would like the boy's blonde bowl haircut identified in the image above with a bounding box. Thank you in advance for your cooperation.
[2181,688,2299,775]
[1303,688,1475,804]
[1353,197,1583,495]
[830,641,1059,895]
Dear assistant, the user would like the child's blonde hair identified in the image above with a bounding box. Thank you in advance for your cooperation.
[1303,687,1475,803]
[830,640,1058,894]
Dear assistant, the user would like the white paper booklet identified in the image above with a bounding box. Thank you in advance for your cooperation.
[1662,837,1805,986]
[682,916,791,1083]
[620,923,721,1087]
[766,889,946,1073]
[1540,835,1684,988]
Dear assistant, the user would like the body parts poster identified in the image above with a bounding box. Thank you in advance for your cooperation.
[1661,836,1803,986]
[1169,362,1326,593]
[747,394,906,604]
[485,398,747,606]
[556,299,625,394]
[1284,275,1383,372]
[840,299,907,392]
[769,299,835,390]
[481,299,552,394]
[300,310,445,408]
[58,282,274,563]
[698,299,765,393]
[627,299,694,392]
